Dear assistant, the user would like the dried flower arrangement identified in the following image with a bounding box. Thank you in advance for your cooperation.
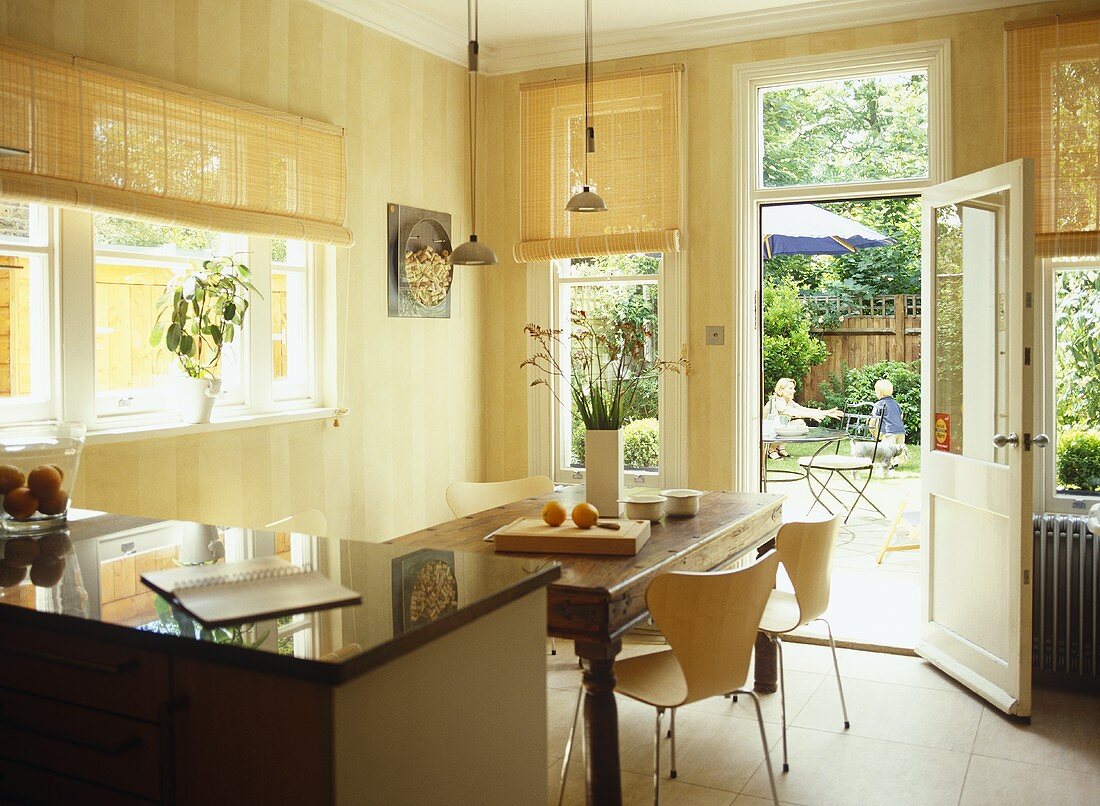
[522,313,688,430]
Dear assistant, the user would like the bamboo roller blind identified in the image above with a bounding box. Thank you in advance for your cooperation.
[0,38,352,245]
[515,64,683,263]
[1007,13,1100,258]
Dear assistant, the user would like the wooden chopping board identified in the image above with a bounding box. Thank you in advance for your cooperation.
[492,517,651,556]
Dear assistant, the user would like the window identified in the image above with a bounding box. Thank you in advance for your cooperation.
[550,253,677,485]
[1044,260,1100,511]
[1,203,328,430]
[0,202,53,422]
[760,69,929,188]
[93,215,246,416]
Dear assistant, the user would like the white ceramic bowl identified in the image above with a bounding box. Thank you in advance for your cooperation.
[619,494,667,522]
[659,489,703,517]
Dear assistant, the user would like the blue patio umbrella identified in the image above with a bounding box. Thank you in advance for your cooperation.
[762,203,896,259]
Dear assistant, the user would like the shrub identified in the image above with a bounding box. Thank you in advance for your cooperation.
[571,418,586,465]
[1057,430,1100,492]
[762,279,829,396]
[818,359,921,443]
[624,418,660,469]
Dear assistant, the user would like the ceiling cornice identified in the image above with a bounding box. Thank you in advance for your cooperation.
[310,0,1045,75]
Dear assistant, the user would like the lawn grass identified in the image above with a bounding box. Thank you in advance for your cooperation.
[765,437,921,478]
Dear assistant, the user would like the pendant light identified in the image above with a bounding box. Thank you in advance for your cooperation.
[450,0,498,266]
[565,0,607,213]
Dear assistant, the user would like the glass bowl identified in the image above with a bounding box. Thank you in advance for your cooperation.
[0,422,86,535]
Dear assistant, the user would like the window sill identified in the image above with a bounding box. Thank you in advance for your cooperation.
[85,407,337,446]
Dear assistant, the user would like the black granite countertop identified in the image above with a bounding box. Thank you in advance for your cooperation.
[0,511,560,685]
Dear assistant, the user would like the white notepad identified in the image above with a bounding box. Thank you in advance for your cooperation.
[141,556,361,627]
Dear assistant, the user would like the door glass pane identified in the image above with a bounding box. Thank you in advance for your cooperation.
[932,193,1007,464]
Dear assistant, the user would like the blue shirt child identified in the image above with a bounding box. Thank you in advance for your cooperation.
[871,396,905,436]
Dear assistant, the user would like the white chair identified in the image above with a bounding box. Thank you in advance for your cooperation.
[759,514,849,773]
[265,508,328,537]
[558,552,782,806]
[444,475,554,518]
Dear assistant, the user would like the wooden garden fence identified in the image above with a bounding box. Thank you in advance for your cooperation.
[800,294,921,403]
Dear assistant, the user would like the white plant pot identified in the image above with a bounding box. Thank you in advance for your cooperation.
[177,376,222,424]
[585,428,624,519]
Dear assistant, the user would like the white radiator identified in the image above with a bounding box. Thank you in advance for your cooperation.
[1033,514,1098,681]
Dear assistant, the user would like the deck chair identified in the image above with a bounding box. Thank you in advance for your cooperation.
[798,403,886,523]
[877,499,920,564]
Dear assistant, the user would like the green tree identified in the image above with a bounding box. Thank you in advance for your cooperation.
[1055,269,1100,432]
[762,279,829,396]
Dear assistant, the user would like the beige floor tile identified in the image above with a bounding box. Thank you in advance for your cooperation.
[742,727,970,805]
[779,642,962,693]
[681,670,827,725]
[972,687,1100,776]
[733,795,797,806]
[959,754,1100,806]
[549,756,738,806]
[547,686,583,760]
[792,675,982,752]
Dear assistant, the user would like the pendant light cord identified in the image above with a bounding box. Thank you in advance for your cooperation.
[468,0,478,236]
[584,0,592,186]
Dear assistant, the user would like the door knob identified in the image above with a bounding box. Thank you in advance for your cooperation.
[1032,433,1050,448]
[992,433,1019,448]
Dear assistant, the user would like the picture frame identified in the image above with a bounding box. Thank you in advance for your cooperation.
[387,203,454,318]
[390,548,458,635]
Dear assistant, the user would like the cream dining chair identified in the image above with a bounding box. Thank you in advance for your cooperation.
[558,552,782,806]
[444,475,554,518]
[758,513,849,773]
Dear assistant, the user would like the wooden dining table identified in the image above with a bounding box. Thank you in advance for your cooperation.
[389,487,784,806]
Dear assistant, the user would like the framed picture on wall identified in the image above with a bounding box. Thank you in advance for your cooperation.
[387,203,454,318]
[391,548,459,635]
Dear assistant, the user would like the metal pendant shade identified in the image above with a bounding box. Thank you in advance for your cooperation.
[450,0,498,266]
[565,0,607,214]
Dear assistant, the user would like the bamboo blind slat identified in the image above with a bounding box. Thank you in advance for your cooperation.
[1007,16,1100,258]
[515,64,682,263]
[0,38,352,245]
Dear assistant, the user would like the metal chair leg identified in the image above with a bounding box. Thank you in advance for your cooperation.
[550,636,557,655]
[557,682,584,806]
[653,708,664,806]
[669,707,677,778]
[738,689,780,806]
[818,618,850,729]
[776,636,789,772]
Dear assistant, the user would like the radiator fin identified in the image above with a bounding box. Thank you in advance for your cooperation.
[1033,514,1097,680]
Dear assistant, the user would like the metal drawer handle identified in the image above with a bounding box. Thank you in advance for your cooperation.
[0,713,142,756]
[0,642,140,676]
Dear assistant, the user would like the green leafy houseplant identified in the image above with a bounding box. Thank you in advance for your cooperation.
[149,256,258,379]
[522,314,687,430]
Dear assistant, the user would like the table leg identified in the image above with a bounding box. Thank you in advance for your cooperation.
[575,639,623,806]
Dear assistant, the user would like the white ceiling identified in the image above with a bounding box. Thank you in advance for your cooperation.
[310,0,1045,73]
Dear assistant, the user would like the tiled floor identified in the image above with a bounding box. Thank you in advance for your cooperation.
[546,640,1100,805]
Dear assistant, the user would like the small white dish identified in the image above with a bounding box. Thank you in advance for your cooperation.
[618,494,667,522]
[660,489,703,517]
[776,426,808,437]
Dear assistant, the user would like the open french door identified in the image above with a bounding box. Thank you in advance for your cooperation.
[918,159,1036,716]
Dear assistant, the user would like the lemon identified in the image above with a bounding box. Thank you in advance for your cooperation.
[542,500,568,527]
[571,502,599,529]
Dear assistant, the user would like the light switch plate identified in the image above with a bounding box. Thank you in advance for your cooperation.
[705,325,725,346]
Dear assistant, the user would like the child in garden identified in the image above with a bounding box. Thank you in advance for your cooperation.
[871,378,907,467]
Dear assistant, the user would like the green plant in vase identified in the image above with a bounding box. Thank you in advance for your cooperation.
[523,313,687,517]
[149,256,259,424]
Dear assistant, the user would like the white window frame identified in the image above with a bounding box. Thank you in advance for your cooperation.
[732,42,951,490]
[527,252,688,490]
[0,204,57,423]
[30,206,334,434]
[1038,256,1100,514]
[269,242,320,405]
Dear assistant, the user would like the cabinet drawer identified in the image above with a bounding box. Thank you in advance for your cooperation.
[0,687,162,800]
[0,621,168,720]
[0,756,153,805]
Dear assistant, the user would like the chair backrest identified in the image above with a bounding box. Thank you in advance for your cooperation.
[265,508,328,537]
[777,514,841,624]
[843,402,881,442]
[645,552,781,704]
[445,475,554,518]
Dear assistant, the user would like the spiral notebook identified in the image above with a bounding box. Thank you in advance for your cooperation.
[141,556,361,627]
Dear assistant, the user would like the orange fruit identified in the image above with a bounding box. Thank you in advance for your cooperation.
[0,465,25,494]
[0,560,27,588]
[30,556,64,588]
[542,500,568,527]
[27,465,63,498]
[3,537,39,566]
[571,502,599,529]
[3,488,39,521]
[37,489,69,516]
[38,530,72,558]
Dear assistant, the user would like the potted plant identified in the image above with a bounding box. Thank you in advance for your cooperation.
[523,313,687,517]
[149,256,258,424]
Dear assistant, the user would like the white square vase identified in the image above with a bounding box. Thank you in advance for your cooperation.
[585,428,624,519]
